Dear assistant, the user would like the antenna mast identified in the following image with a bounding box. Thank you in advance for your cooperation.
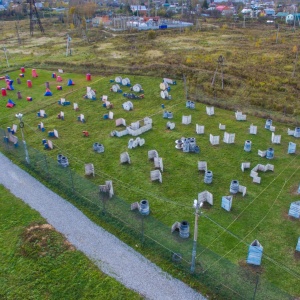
[28,0,45,36]
[211,55,225,90]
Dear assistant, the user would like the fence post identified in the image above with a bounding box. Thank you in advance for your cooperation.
[44,154,49,179]
[4,137,9,152]
[69,167,75,193]
[102,192,106,215]
[253,273,259,300]
[183,74,188,100]
[141,215,145,246]
[100,191,109,215]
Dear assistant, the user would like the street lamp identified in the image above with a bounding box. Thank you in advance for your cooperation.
[191,199,203,273]
[15,113,30,164]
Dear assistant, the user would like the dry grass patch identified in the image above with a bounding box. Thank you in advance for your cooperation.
[19,222,75,258]
[145,50,163,58]
[238,260,264,275]
[96,42,114,50]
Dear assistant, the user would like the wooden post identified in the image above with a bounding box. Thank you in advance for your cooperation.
[276,24,279,44]
[44,155,49,179]
[15,21,21,46]
[69,167,74,193]
[183,74,188,100]
[292,46,299,77]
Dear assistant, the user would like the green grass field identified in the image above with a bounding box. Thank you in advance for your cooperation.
[1,16,300,298]
[0,68,299,297]
[0,184,143,300]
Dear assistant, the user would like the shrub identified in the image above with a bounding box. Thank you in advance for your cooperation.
[148,30,156,40]
[285,105,294,115]
[221,24,228,30]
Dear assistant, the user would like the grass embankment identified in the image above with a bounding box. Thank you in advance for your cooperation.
[0,184,143,300]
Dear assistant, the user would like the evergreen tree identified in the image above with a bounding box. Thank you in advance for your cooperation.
[202,0,208,9]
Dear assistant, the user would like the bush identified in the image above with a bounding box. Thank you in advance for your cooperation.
[148,30,156,40]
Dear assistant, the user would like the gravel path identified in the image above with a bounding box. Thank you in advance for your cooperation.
[0,153,206,300]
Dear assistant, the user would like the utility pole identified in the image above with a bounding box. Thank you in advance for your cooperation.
[191,199,203,273]
[28,0,44,36]
[276,24,279,44]
[211,55,225,90]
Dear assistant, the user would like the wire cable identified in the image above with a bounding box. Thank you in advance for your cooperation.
[197,154,299,258]
[199,165,300,280]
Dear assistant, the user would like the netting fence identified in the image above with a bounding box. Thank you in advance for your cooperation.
[0,127,294,300]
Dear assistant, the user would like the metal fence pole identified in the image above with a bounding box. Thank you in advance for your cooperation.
[191,200,203,273]
[100,191,108,215]
[16,113,30,164]
[44,154,49,179]
[69,167,74,193]
[4,138,9,151]
[141,215,145,246]
[253,273,260,300]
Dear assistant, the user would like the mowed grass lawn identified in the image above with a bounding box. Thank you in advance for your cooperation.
[0,184,143,300]
[0,69,300,296]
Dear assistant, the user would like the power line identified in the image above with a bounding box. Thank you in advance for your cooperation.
[197,155,299,258]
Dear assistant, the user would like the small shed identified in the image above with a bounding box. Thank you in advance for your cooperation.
[247,239,263,266]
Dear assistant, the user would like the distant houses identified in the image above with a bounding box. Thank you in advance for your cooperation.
[130,5,147,15]
[263,8,275,16]
[275,12,300,24]
[92,16,110,27]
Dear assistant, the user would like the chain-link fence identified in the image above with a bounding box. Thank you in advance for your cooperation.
[0,127,294,300]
